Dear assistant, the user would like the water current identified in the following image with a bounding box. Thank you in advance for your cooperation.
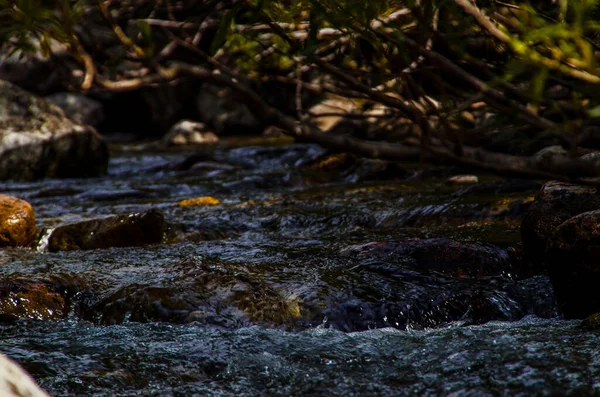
[0,139,592,395]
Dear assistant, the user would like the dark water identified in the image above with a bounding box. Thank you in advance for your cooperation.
[0,138,584,395]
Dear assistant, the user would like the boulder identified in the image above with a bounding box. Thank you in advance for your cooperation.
[0,353,50,397]
[45,92,105,127]
[520,181,600,264]
[341,238,524,279]
[0,44,73,94]
[545,210,600,318]
[0,80,108,180]
[0,195,36,247]
[48,209,166,251]
[196,85,263,135]
[162,120,219,147]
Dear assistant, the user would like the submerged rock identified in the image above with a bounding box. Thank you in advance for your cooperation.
[0,80,108,180]
[521,181,600,264]
[545,210,600,319]
[47,209,166,251]
[92,259,301,328]
[0,353,50,397]
[0,195,36,247]
[342,238,523,279]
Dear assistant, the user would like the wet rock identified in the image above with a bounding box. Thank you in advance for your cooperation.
[545,210,600,318]
[94,259,301,327]
[521,181,600,264]
[323,271,556,332]
[0,80,108,180]
[162,120,219,147]
[45,92,105,127]
[0,195,36,247]
[0,353,50,397]
[197,85,263,135]
[0,279,67,321]
[48,209,166,251]
[342,238,524,279]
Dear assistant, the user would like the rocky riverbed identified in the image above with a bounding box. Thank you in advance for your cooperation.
[2,137,594,395]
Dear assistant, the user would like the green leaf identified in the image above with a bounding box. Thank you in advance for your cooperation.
[588,105,600,118]
[531,67,549,103]
[137,20,152,43]
[211,4,242,54]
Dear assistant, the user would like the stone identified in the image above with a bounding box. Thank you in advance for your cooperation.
[94,258,301,327]
[545,209,600,318]
[520,181,600,264]
[47,209,166,251]
[341,238,523,279]
[0,42,73,94]
[0,80,108,180]
[196,85,263,135]
[0,195,36,247]
[0,353,50,397]
[162,120,219,146]
[447,175,479,185]
[0,279,66,321]
[45,92,105,127]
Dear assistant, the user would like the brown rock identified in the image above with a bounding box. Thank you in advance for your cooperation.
[545,209,600,318]
[0,279,66,321]
[48,208,166,252]
[0,195,36,247]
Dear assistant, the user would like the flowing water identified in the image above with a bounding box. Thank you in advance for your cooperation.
[0,138,591,395]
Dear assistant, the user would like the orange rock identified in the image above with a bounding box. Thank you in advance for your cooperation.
[178,196,220,207]
[0,195,36,247]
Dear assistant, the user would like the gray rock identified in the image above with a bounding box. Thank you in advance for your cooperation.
[0,80,108,180]
[580,151,600,162]
[0,353,49,396]
[46,92,105,126]
[196,85,263,135]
